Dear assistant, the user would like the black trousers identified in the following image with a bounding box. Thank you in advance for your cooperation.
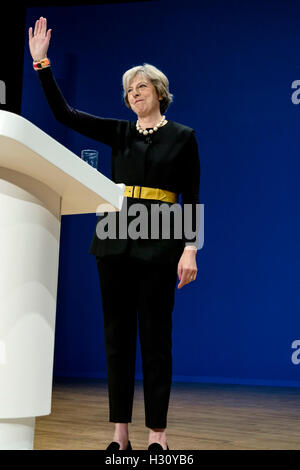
[96,253,178,429]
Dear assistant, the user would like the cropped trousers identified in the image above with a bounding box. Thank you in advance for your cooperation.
[96,253,178,429]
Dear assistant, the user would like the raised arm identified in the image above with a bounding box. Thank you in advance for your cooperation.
[28,17,124,147]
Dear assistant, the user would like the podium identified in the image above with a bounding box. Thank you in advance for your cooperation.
[0,110,125,449]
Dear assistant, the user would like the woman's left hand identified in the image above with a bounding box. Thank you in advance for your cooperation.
[177,250,198,289]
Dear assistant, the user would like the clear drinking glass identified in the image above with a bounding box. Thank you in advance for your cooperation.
[81,149,99,169]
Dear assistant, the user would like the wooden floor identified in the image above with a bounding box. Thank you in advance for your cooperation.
[34,378,300,450]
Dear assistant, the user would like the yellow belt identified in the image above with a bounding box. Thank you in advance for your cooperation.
[124,185,177,203]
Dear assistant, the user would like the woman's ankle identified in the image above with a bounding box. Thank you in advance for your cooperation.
[115,439,129,450]
[113,423,129,445]
[148,428,167,448]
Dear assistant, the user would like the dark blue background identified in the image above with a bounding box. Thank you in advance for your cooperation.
[21,0,300,386]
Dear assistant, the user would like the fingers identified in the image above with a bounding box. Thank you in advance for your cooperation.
[177,270,197,289]
[38,17,43,35]
[177,251,198,290]
[32,17,47,37]
[41,17,47,36]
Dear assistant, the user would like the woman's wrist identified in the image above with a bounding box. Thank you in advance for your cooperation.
[184,245,197,253]
[33,55,47,62]
[33,57,51,71]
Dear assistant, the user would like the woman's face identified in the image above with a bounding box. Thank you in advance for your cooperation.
[127,74,161,118]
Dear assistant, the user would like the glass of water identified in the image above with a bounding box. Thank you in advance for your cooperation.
[81,149,99,169]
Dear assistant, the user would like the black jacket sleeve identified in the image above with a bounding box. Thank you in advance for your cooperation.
[181,130,201,249]
[36,66,124,147]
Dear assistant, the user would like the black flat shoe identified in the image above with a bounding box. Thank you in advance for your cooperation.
[148,442,169,451]
[106,440,132,451]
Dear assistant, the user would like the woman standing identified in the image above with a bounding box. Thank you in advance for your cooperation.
[29,16,200,451]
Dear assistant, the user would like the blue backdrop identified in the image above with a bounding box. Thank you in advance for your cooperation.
[21,0,300,387]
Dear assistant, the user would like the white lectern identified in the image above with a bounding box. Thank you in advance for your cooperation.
[0,110,125,450]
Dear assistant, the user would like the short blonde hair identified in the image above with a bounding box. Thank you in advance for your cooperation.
[122,63,173,114]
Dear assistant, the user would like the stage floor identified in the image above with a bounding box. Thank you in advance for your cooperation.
[34,379,300,450]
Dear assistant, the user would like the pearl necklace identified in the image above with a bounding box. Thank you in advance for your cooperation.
[136,115,166,135]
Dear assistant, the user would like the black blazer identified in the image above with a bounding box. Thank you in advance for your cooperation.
[36,67,201,265]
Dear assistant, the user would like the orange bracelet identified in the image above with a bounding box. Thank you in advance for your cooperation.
[33,57,51,71]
